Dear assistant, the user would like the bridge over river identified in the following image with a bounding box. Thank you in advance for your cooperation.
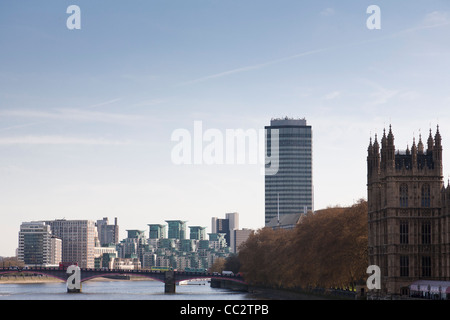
[0,266,246,293]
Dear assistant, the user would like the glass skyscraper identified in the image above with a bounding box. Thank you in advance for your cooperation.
[265,117,313,225]
[166,220,187,240]
[148,224,166,239]
[189,226,206,240]
[211,212,239,252]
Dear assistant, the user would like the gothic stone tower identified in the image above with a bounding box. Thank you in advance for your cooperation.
[367,125,445,296]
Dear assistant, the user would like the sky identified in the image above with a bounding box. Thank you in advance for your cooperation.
[1,0,450,256]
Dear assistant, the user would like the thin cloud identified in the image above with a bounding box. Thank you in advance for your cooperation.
[369,88,399,106]
[320,8,335,17]
[179,16,450,86]
[88,98,121,108]
[360,79,399,106]
[0,135,132,146]
[130,99,167,108]
[179,48,330,86]
[423,11,449,27]
[0,122,43,132]
[324,91,341,100]
[0,108,142,124]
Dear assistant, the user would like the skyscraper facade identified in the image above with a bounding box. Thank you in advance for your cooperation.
[148,224,166,240]
[166,220,187,240]
[265,117,313,225]
[117,229,147,262]
[233,228,252,253]
[211,212,239,251]
[189,226,206,240]
[43,219,96,268]
[18,221,62,266]
[96,217,119,246]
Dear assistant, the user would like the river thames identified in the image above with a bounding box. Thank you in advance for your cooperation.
[0,278,255,300]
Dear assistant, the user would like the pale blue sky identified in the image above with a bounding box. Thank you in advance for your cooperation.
[1,1,450,256]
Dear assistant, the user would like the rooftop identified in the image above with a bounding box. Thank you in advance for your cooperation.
[270,117,307,127]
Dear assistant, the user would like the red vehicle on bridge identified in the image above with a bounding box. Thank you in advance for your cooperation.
[59,262,78,270]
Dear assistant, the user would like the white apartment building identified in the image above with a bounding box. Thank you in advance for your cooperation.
[18,221,62,266]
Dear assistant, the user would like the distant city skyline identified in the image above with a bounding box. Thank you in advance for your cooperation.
[17,217,237,271]
[1,1,450,256]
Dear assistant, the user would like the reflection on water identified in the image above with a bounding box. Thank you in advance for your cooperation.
[0,279,253,300]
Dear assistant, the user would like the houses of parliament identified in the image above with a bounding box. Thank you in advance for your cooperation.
[367,125,450,296]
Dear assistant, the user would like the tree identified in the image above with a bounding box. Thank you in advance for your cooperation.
[238,227,291,286]
[0,256,24,268]
[224,254,241,274]
[238,200,368,290]
[209,257,226,273]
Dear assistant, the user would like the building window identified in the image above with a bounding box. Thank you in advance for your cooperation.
[400,256,409,277]
[400,184,408,207]
[400,287,409,296]
[400,221,409,244]
[421,184,431,207]
[421,256,431,277]
[421,221,431,245]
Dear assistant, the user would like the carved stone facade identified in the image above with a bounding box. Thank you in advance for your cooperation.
[367,125,450,296]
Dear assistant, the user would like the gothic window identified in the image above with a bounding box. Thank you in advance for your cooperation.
[400,221,409,244]
[400,256,409,277]
[400,184,408,207]
[421,256,431,277]
[421,221,431,245]
[421,184,431,207]
[383,257,388,277]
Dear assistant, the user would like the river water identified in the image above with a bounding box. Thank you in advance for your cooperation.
[0,279,254,300]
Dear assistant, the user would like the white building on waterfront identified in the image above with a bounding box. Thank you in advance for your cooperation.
[18,221,62,267]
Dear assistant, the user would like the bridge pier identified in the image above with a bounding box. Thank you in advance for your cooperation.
[164,271,176,293]
[67,286,82,293]
[66,265,82,293]
[67,276,82,293]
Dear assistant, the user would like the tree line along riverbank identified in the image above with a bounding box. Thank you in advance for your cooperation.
[234,200,368,294]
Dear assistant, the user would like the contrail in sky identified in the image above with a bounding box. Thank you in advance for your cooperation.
[180,48,329,86]
[180,20,450,86]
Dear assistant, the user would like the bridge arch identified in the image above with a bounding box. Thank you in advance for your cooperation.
[80,272,165,283]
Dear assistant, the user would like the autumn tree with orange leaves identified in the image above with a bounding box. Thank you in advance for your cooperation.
[238,199,368,290]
